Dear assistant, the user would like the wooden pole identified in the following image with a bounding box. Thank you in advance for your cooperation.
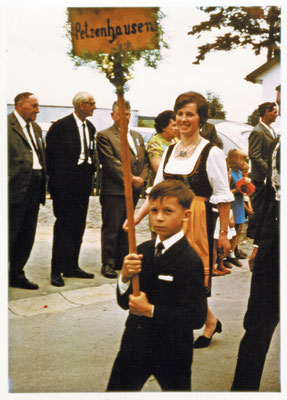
[117,92,140,296]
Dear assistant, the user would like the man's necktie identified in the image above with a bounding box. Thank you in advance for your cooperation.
[26,123,42,166]
[154,242,164,261]
[82,123,89,162]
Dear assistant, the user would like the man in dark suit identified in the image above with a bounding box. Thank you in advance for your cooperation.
[200,121,223,148]
[46,92,96,287]
[231,86,280,391]
[8,92,46,289]
[96,100,149,278]
[247,102,278,238]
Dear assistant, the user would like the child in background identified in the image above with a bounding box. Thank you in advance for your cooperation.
[225,149,248,267]
[107,180,207,391]
[241,162,254,220]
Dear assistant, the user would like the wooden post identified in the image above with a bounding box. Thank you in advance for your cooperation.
[117,92,140,296]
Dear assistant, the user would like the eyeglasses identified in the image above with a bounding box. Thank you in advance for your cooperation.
[83,101,96,106]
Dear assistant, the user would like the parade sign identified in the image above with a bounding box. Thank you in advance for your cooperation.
[68,7,159,55]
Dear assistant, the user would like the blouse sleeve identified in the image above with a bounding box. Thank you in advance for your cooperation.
[207,146,234,204]
[152,147,169,186]
[147,136,164,159]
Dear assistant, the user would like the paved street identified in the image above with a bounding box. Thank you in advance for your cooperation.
[7,197,280,395]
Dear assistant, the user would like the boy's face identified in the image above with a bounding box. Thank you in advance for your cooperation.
[149,196,190,241]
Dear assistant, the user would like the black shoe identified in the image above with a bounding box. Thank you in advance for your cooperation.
[51,274,65,287]
[10,278,39,290]
[235,248,248,259]
[226,256,242,267]
[101,264,118,279]
[223,259,233,269]
[63,268,94,279]
[193,320,222,349]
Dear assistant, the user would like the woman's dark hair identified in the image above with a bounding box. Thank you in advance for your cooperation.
[154,110,175,133]
[174,91,208,127]
[149,179,194,210]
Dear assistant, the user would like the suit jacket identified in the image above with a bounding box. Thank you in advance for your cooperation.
[96,124,149,196]
[200,122,223,149]
[255,138,280,243]
[46,113,96,197]
[249,122,276,183]
[117,237,207,361]
[8,112,46,205]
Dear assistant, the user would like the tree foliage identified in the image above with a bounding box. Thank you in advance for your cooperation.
[188,6,280,64]
[65,9,168,95]
[206,91,226,119]
[247,107,260,126]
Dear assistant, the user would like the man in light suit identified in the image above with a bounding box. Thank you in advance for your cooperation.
[96,101,149,278]
[46,92,96,287]
[247,102,278,238]
[8,92,46,289]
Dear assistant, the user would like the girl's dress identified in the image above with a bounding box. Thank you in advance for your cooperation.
[154,138,233,296]
[230,169,246,224]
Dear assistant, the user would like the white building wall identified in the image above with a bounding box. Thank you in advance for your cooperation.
[258,64,281,131]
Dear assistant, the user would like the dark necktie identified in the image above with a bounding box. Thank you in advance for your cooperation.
[26,123,42,166]
[154,242,165,261]
[82,123,89,162]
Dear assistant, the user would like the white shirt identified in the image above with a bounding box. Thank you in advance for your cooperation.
[14,110,42,170]
[128,130,138,157]
[260,119,276,139]
[154,138,234,205]
[73,113,92,164]
[118,230,185,294]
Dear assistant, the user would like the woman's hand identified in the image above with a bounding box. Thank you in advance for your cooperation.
[218,233,231,257]
[123,213,142,232]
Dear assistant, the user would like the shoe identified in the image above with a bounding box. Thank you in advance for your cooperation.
[63,268,94,279]
[113,265,122,271]
[226,257,242,267]
[235,248,248,259]
[223,259,233,269]
[51,274,65,287]
[193,320,222,348]
[212,268,225,276]
[10,277,39,290]
[218,264,231,274]
[101,264,118,279]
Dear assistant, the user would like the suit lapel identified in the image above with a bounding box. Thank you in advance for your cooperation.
[10,112,30,145]
[32,122,45,168]
[259,122,275,140]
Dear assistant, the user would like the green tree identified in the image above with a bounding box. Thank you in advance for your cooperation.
[206,91,226,119]
[188,6,280,64]
[247,108,260,126]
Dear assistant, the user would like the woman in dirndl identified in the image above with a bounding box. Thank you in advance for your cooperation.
[131,91,234,348]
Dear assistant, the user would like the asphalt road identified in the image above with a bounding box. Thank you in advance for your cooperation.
[7,197,280,396]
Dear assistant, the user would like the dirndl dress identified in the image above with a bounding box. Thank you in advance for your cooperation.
[163,142,215,297]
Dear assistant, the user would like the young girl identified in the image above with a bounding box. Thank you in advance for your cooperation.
[226,149,249,266]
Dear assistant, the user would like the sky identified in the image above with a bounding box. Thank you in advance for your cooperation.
[3,0,281,124]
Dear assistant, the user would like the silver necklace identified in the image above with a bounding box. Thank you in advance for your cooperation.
[176,137,202,158]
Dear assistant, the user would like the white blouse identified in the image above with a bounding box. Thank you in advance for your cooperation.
[153,138,234,204]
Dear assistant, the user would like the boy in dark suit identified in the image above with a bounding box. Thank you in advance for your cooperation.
[107,180,207,391]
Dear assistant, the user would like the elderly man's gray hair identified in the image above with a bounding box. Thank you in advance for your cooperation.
[72,92,93,108]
